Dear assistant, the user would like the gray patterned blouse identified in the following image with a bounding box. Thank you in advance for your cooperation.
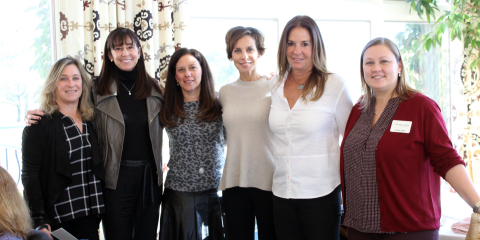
[165,101,226,192]
[342,96,400,233]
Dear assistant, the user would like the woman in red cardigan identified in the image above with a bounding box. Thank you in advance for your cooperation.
[340,37,480,240]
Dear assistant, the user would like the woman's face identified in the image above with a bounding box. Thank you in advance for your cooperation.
[108,37,141,71]
[362,44,402,95]
[230,35,262,75]
[286,27,313,73]
[55,64,82,107]
[175,54,202,97]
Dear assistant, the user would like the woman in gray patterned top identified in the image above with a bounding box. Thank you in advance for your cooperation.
[159,48,225,240]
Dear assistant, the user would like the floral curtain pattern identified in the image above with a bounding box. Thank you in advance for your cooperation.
[457,48,480,184]
[53,0,189,85]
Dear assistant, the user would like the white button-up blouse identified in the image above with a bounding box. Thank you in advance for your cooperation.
[269,73,353,199]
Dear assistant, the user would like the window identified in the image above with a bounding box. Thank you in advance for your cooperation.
[0,0,54,187]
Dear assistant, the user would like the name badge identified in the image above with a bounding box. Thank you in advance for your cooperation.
[390,120,412,133]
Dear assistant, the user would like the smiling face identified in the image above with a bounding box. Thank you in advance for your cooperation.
[362,44,402,95]
[108,37,141,71]
[175,54,202,99]
[230,35,262,75]
[286,27,313,73]
[55,64,82,107]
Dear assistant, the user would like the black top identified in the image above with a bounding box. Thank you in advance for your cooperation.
[51,114,105,224]
[115,66,155,162]
[21,112,104,227]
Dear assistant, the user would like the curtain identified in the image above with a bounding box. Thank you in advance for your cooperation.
[53,0,189,86]
[458,48,480,184]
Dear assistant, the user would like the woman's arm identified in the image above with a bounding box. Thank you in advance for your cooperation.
[21,119,49,227]
[445,164,480,212]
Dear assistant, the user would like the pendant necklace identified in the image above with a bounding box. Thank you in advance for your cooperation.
[186,110,206,174]
[291,73,304,90]
[119,81,136,95]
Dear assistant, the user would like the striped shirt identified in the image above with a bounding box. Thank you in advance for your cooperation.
[50,114,105,224]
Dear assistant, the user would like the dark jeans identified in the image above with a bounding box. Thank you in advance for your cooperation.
[52,214,101,240]
[102,162,162,240]
[347,227,439,240]
[223,187,277,240]
[272,185,341,240]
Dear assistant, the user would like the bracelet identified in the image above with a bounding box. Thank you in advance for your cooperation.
[474,201,480,213]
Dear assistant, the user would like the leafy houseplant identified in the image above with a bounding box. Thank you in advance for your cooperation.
[407,0,480,69]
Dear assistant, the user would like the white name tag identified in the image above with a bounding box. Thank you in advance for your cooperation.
[390,120,412,133]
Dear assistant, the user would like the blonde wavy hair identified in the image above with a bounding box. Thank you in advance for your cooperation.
[276,15,330,102]
[0,167,32,239]
[359,37,419,110]
[40,56,95,120]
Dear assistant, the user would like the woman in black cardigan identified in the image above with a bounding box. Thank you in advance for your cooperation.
[22,56,105,240]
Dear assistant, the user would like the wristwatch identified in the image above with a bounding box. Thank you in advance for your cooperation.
[474,201,480,213]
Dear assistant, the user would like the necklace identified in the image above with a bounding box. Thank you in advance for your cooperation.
[291,73,304,90]
[186,109,206,174]
[119,81,136,95]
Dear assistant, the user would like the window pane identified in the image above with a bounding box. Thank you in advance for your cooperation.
[0,0,53,186]
[382,22,451,130]
[188,18,278,89]
[316,20,371,102]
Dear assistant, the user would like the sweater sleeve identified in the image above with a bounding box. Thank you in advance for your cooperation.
[421,96,464,178]
[21,118,49,227]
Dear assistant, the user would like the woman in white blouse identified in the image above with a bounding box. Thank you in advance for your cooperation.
[269,15,353,240]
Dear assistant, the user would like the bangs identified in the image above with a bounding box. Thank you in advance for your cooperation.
[107,30,138,50]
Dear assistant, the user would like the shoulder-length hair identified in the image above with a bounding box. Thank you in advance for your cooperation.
[359,37,419,110]
[276,15,330,102]
[225,26,266,59]
[160,48,222,128]
[95,27,161,99]
[40,56,95,120]
[0,167,32,239]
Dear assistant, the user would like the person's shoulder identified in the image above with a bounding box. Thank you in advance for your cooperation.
[404,93,437,106]
[326,73,347,85]
[0,232,23,240]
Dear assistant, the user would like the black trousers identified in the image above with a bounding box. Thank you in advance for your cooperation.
[52,214,101,240]
[223,187,277,240]
[272,185,341,240]
[102,162,162,240]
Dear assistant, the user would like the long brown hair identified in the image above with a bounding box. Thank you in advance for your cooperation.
[40,56,95,120]
[359,37,419,110]
[95,28,161,98]
[0,167,32,239]
[160,48,221,128]
[276,15,330,102]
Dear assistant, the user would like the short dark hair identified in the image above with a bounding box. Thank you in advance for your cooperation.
[160,48,221,128]
[225,26,266,59]
[95,28,161,99]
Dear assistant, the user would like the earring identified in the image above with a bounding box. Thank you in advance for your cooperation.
[110,59,113,62]
[398,72,401,77]
[176,82,179,86]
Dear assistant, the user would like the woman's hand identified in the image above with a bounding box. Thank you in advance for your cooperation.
[267,72,276,80]
[37,224,53,240]
[24,109,45,126]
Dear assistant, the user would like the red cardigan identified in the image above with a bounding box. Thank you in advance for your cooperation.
[340,93,464,233]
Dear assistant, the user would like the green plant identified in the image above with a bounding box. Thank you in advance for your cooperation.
[408,0,480,69]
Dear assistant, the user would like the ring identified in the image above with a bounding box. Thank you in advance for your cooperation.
[24,118,28,123]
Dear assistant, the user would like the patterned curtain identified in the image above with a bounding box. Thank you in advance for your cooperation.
[53,0,189,85]
[457,48,480,184]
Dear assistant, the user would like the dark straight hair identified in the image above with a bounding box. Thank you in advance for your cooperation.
[160,48,222,128]
[95,27,161,99]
